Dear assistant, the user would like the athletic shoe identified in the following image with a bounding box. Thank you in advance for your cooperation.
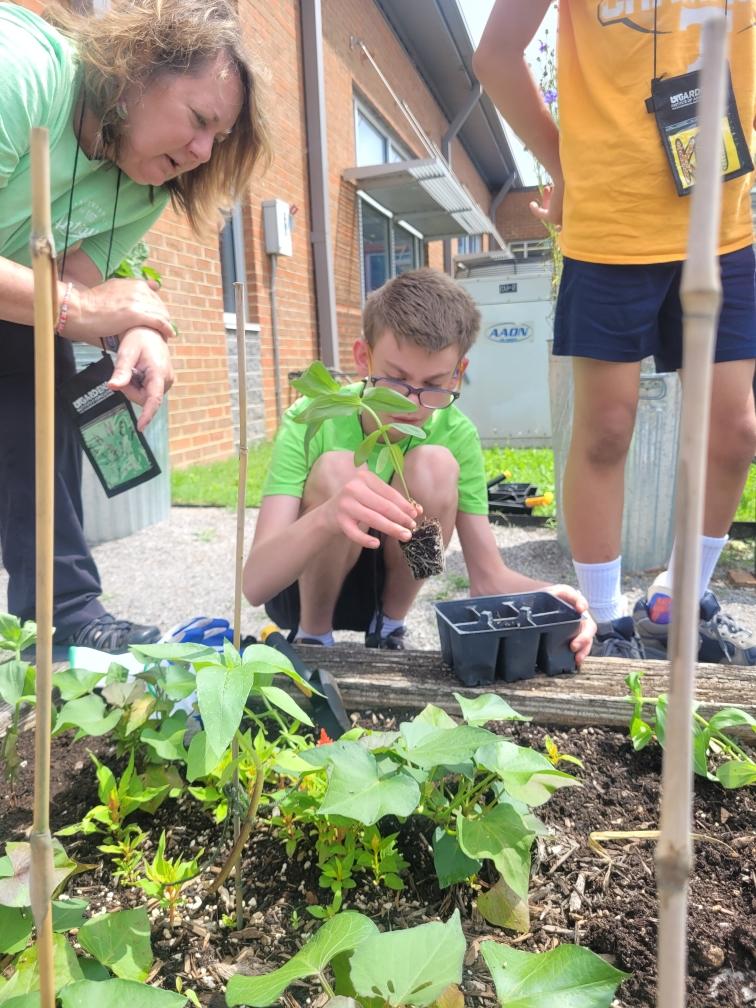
[54,614,161,653]
[634,590,756,665]
[590,616,646,659]
[698,591,756,665]
[365,612,406,651]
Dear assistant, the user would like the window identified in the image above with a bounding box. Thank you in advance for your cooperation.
[359,198,421,297]
[457,234,483,255]
[354,100,411,166]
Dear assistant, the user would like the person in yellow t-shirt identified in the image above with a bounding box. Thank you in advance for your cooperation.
[474,0,756,663]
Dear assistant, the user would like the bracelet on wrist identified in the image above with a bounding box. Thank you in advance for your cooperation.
[55,282,74,337]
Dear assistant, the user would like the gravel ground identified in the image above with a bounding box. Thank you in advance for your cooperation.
[3,506,755,651]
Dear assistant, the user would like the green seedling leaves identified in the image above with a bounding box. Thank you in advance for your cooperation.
[0,906,32,954]
[0,614,36,655]
[401,724,495,771]
[78,907,153,981]
[130,642,212,664]
[0,933,84,1002]
[354,428,383,466]
[457,806,534,900]
[454,693,530,727]
[316,743,421,825]
[140,713,190,763]
[259,685,313,726]
[59,980,188,1008]
[0,840,82,907]
[185,731,222,782]
[53,694,122,739]
[477,876,530,933]
[52,666,104,702]
[0,660,35,707]
[708,707,756,733]
[401,704,457,744]
[226,911,379,1007]
[716,759,756,788]
[52,897,89,931]
[480,941,628,1007]
[387,422,427,439]
[348,910,465,1007]
[432,828,481,888]
[361,385,418,413]
[476,740,580,807]
[291,361,342,397]
[196,659,255,762]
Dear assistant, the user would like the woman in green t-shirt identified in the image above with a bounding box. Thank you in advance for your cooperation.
[0,0,269,653]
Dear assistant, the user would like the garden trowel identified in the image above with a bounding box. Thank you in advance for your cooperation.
[258,625,351,739]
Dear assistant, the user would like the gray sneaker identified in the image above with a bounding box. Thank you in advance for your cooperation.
[591,616,645,659]
[633,590,756,665]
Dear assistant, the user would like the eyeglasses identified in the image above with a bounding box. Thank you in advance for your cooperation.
[363,376,460,410]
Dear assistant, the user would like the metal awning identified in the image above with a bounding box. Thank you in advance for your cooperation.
[343,157,508,248]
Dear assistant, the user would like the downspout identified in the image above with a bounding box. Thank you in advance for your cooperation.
[489,174,515,251]
[300,0,339,369]
[441,81,482,275]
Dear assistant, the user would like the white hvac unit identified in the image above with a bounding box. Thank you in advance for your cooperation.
[455,259,554,446]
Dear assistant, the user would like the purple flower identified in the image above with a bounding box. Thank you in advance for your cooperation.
[543,88,558,106]
[539,40,548,53]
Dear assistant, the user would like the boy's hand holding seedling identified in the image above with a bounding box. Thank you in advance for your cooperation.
[321,467,420,550]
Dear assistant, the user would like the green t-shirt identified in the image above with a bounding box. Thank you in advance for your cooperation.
[264,382,489,515]
[0,4,168,278]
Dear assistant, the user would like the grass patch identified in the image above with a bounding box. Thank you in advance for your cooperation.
[171,441,273,508]
[171,441,756,524]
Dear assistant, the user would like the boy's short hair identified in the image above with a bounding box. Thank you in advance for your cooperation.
[363,268,480,356]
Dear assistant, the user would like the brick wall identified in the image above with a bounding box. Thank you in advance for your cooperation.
[496,186,550,243]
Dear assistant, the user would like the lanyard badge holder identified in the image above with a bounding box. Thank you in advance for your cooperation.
[646,67,752,197]
[61,353,161,498]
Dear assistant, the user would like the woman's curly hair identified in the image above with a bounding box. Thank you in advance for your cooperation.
[48,0,270,233]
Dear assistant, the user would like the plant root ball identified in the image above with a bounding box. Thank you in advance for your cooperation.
[400,517,445,579]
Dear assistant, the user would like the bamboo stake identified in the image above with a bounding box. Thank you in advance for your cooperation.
[655,16,727,1008]
[29,126,57,1008]
[231,281,249,929]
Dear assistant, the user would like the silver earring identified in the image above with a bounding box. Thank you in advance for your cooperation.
[116,102,128,120]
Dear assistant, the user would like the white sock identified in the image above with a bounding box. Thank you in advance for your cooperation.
[368,612,405,637]
[295,628,335,646]
[659,534,728,601]
[572,556,623,623]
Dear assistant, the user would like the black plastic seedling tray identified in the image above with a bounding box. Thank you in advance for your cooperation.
[435,591,581,686]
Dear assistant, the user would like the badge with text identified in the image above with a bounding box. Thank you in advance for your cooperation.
[61,354,160,498]
[646,67,753,196]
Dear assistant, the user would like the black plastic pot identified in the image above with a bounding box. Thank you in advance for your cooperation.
[435,591,581,686]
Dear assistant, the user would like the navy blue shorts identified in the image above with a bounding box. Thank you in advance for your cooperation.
[553,244,756,371]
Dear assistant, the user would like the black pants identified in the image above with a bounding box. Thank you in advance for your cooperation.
[265,543,386,634]
[0,321,105,638]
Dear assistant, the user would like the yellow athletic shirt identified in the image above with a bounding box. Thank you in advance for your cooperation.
[558,0,755,264]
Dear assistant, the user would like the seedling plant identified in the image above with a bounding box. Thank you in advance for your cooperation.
[625,670,756,787]
[0,614,631,1006]
[291,361,446,578]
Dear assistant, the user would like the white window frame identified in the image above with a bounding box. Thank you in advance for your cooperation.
[354,97,412,166]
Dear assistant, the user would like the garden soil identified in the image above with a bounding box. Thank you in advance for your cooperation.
[1,718,753,1008]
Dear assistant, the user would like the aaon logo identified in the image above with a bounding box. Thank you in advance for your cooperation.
[486,322,533,344]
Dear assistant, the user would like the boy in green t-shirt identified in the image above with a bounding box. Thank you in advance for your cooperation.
[243,268,594,659]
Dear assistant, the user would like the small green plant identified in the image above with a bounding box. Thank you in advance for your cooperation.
[0,615,37,788]
[625,670,756,787]
[133,830,204,926]
[225,910,628,1008]
[290,361,446,578]
[291,361,425,502]
[543,734,585,769]
[98,824,148,887]
[271,692,580,930]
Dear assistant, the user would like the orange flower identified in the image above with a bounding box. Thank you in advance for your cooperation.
[317,727,333,745]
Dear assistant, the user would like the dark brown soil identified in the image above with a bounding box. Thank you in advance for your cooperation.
[400,517,445,579]
[1,716,753,1008]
